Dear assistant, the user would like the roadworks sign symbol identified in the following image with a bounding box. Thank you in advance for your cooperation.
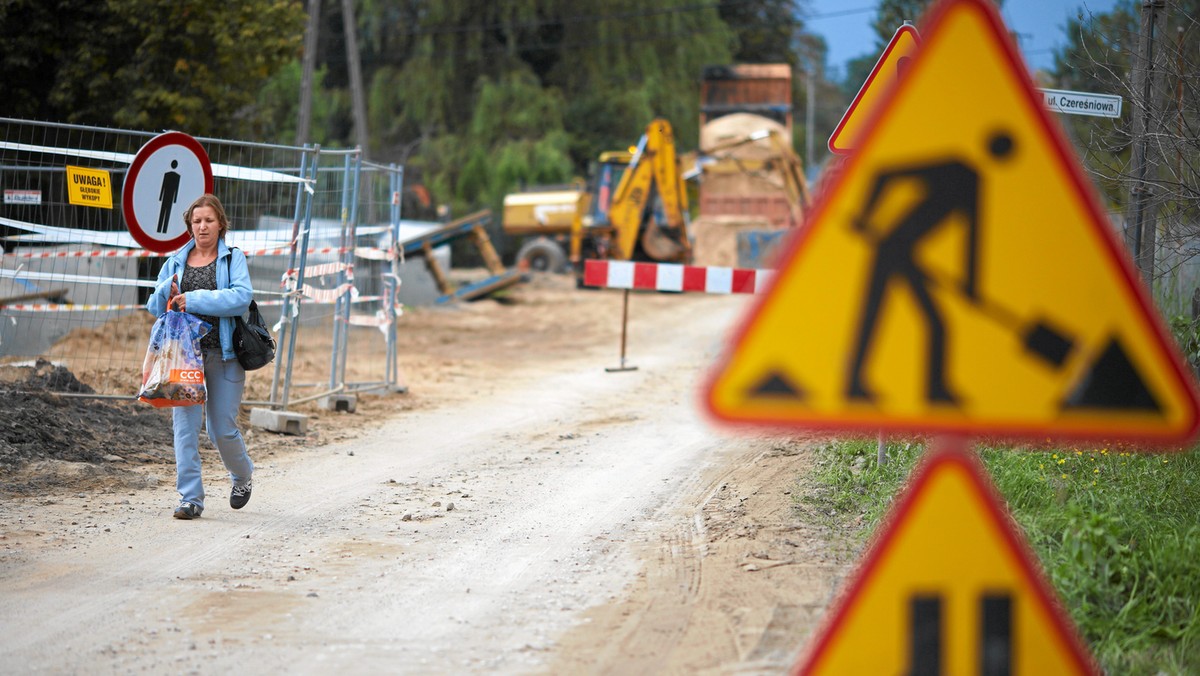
[795,448,1097,675]
[828,23,921,155]
[705,0,1200,445]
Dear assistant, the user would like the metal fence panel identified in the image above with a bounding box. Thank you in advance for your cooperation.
[0,118,401,411]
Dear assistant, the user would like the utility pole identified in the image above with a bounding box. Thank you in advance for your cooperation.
[342,0,370,159]
[806,65,817,173]
[297,0,322,146]
[1126,0,1167,287]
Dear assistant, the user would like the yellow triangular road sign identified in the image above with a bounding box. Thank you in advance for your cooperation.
[706,0,1200,445]
[796,445,1097,674]
[828,24,921,155]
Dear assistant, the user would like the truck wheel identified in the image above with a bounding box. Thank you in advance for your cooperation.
[517,238,568,273]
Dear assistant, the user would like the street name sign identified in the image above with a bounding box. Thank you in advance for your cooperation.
[1040,88,1122,118]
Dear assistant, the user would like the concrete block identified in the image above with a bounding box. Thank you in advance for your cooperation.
[319,394,358,413]
[249,407,308,435]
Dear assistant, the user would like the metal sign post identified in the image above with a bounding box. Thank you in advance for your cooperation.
[605,288,638,373]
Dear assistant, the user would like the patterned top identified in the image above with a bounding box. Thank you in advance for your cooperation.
[181,259,221,350]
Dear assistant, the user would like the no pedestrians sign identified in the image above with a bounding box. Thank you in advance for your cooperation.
[122,132,214,253]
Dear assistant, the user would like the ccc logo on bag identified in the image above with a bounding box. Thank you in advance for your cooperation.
[171,369,204,384]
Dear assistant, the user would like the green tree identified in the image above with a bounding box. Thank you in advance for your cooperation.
[271,0,853,213]
[719,0,808,64]
[871,0,934,42]
[1052,0,1200,303]
[0,0,104,120]
[1050,2,1139,207]
[0,0,305,138]
[255,61,351,147]
[870,0,1002,47]
[333,0,736,212]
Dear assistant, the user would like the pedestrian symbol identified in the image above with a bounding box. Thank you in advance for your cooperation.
[704,0,1200,445]
[156,160,181,234]
[122,132,213,253]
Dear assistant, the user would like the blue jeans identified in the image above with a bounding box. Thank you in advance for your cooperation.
[172,348,253,508]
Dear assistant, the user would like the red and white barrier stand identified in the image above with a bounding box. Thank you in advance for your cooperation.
[581,259,770,372]
[582,259,773,294]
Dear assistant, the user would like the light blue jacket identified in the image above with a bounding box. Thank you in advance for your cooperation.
[146,239,253,362]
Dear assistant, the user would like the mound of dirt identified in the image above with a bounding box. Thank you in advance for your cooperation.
[0,367,176,496]
[18,358,96,394]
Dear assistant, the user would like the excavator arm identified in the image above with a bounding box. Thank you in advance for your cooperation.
[606,119,692,262]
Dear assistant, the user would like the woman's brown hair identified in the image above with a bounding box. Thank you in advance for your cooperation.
[183,193,230,239]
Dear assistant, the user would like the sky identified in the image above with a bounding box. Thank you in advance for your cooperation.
[806,0,1123,78]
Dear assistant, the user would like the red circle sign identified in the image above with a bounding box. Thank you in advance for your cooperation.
[122,132,214,253]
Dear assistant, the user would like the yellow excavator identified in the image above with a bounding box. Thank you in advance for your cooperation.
[502,118,693,274]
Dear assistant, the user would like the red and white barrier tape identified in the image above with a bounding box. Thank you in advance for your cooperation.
[4,249,161,259]
[2,244,398,260]
[582,260,772,294]
[297,261,352,278]
[295,283,356,304]
[3,294,398,313]
[0,303,145,312]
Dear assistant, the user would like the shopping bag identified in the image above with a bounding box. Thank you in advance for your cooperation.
[138,310,211,408]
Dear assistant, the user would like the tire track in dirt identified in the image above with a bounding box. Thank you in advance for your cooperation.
[549,435,858,675]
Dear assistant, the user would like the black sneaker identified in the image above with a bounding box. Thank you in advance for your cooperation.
[230,482,253,510]
[173,501,202,519]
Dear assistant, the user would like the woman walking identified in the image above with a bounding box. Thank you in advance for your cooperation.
[146,193,255,519]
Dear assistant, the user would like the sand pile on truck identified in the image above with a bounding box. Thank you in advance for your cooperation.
[692,113,800,268]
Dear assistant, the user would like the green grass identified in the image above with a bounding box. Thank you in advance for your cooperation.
[802,437,1200,675]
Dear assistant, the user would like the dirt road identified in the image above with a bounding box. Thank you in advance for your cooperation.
[0,275,853,673]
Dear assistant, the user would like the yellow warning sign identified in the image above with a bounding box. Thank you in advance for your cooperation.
[705,0,1200,444]
[828,24,921,155]
[796,446,1097,674]
[66,165,113,209]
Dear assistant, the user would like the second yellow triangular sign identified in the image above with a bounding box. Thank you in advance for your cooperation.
[706,0,1199,445]
[795,446,1097,674]
[828,23,920,155]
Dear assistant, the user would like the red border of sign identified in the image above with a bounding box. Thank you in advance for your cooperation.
[793,438,1098,674]
[827,24,921,155]
[704,0,1200,447]
[122,132,214,253]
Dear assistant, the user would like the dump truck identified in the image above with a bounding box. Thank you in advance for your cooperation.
[502,118,692,274]
[700,63,794,137]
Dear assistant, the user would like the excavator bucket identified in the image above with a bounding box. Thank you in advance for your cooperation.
[640,222,689,262]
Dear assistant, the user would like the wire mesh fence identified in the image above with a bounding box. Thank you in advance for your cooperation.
[0,118,405,411]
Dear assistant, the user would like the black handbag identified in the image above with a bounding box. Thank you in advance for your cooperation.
[234,300,276,371]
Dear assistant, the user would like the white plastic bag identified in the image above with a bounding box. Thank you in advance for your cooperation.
[138,311,210,408]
